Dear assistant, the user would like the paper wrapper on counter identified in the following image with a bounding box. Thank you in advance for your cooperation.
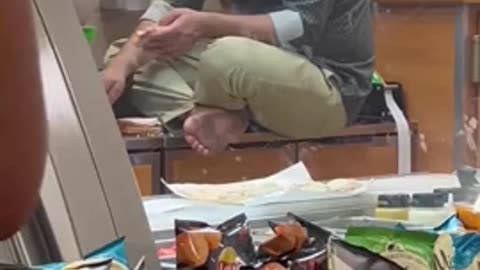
[328,238,404,270]
[175,213,256,270]
[345,227,454,270]
[164,162,369,206]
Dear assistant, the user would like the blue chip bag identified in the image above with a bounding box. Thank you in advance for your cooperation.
[453,233,480,270]
[393,223,407,231]
[38,238,129,270]
[433,215,465,235]
[85,237,129,269]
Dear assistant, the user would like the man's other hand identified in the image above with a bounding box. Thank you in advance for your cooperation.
[140,9,207,57]
[102,66,127,104]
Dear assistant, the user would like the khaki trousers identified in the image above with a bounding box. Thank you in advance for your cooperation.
[105,9,346,138]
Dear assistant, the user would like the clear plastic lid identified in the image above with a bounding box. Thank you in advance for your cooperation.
[377,194,410,208]
[411,193,449,208]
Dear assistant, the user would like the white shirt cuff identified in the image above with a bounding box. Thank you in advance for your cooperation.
[140,0,173,23]
[269,10,304,46]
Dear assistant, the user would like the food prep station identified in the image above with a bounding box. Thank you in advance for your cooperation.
[141,169,475,269]
[4,0,480,269]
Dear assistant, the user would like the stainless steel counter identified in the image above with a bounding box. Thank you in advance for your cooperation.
[125,122,406,151]
[143,172,461,245]
[143,194,377,248]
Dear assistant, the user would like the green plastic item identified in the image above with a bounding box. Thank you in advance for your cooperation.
[83,25,97,44]
[372,71,386,91]
[345,227,440,270]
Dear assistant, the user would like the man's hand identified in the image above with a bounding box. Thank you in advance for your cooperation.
[102,65,128,104]
[139,9,207,57]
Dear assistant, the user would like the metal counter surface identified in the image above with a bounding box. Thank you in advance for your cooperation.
[143,173,461,244]
[144,194,376,248]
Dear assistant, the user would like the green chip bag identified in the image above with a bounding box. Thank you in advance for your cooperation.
[345,227,454,270]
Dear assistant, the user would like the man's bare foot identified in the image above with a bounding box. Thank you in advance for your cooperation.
[183,107,247,155]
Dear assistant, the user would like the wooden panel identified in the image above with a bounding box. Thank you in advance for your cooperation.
[375,6,457,172]
[462,8,480,166]
[133,165,153,196]
[128,152,162,194]
[299,143,398,180]
[474,11,480,167]
[164,146,296,184]
[230,123,401,144]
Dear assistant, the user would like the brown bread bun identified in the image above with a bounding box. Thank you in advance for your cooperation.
[259,233,296,257]
[261,262,287,270]
[204,231,222,251]
[176,232,210,267]
[275,223,308,252]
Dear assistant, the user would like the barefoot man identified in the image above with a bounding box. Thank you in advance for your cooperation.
[102,0,374,155]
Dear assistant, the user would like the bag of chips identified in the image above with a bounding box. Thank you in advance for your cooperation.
[175,213,255,270]
[256,213,332,270]
[328,238,405,270]
[258,221,308,259]
[345,227,454,270]
[39,238,129,270]
[453,233,480,270]
[285,214,332,270]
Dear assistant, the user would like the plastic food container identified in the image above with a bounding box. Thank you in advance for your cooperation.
[409,193,455,227]
[375,194,410,221]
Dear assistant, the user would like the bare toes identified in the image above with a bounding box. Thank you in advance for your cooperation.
[198,144,206,153]
[194,145,203,153]
[192,140,200,150]
[185,135,196,145]
[199,146,209,156]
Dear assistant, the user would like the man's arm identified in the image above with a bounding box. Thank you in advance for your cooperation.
[110,0,205,71]
[105,20,156,76]
[103,0,197,103]
[146,0,332,57]
[200,13,277,44]
[102,19,159,103]
[200,0,333,48]
[0,0,47,240]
